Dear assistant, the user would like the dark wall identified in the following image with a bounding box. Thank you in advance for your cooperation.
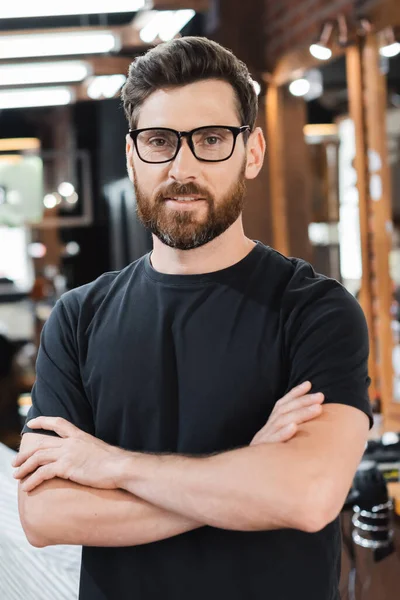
[61,101,111,289]
[97,99,130,189]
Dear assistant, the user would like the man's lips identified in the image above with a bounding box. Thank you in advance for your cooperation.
[164,196,205,201]
[164,196,207,204]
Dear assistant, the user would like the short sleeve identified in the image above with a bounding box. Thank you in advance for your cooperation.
[283,266,373,429]
[22,298,94,437]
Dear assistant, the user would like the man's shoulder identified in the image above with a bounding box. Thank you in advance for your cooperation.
[58,255,147,321]
[264,246,357,319]
[265,246,335,293]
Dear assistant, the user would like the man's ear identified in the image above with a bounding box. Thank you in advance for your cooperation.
[245,127,266,181]
[126,134,134,182]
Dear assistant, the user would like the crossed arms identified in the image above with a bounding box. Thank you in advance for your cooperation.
[16,399,369,548]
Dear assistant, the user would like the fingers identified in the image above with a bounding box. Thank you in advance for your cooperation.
[271,392,324,422]
[12,438,61,467]
[269,423,298,443]
[250,390,325,446]
[26,417,81,439]
[284,381,312,401]
[20,464,58,493]
[13,449,58,480]
[251,423,298,446]
[268,400,323,431]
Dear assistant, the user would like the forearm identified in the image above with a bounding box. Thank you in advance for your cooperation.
[119,444,319,532]
[18,478,202,548]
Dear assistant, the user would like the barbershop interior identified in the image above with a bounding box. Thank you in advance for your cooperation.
[1,1,400,599]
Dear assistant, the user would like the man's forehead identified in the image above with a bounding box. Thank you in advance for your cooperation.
[136,80,240,129]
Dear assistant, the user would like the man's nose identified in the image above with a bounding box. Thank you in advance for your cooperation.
[168,138,200,182]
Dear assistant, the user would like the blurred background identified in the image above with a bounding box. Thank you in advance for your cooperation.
[1,1,400,597]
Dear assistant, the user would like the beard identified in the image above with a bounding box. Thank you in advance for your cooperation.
[133,162,247,251]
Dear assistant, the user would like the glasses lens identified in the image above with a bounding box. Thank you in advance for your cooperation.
[136,129,178,163]
[192,127,235,161]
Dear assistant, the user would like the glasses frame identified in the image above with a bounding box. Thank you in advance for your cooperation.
[128,125,251,164]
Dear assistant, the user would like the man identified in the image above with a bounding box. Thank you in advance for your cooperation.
[14,37,372,600]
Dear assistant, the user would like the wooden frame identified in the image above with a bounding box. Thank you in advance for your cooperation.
[265,84,289,256]
[265,18,399,420]
[346,42,378,405]
[363,34,398,421]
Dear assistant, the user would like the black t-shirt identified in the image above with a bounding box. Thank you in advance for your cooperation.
[23,242,373,600]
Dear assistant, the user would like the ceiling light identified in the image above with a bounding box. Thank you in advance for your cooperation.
[379,27,400,58]
[0,31,119,60]
[65,192,79,205]
[43,194,61,209]
[0,61,89,87]
[289,79,311,97]
[44,195,57,209]
[0,1,145,19]
[65,242,80,256]
[309,22,334,61]
[87,75,126,99]
[58,182,75,197]
[0,87,73,110]
[380,42,400,58]
[140,12,166,43]
[139,9,195,43]
[158,10,195,42]
[309,44,332,61]
[28,243,47,258]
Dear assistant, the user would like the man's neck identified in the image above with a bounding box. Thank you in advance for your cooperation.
[150,221,255,276]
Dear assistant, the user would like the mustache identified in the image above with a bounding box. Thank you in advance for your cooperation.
[157,182,212,200]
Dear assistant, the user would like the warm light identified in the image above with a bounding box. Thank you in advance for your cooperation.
[87,75,126,99]
[0,87,72,110]
[289,79,311,97]
[379,42,400,58]
[65,242,80,256]
[65,192,79,205]
[58,182,75,197]
[0,138,40,152]
[28,243,47,258]
[304,124,338,138]
[309,44,332,61]
[0,1,145,19]
[43,194,58,209]
[140,10,195,43]
[0,31,119,60]
[0,155,23,165]
[0,62,89,87]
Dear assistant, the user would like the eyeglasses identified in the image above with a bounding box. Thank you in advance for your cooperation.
[128,125,251,164]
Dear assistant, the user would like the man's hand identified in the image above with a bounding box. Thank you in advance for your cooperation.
[250,381,324,445]
[13,382,324,492]
[13,417,128,493]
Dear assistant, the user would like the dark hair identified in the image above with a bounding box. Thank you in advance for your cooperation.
[121,36,258,131]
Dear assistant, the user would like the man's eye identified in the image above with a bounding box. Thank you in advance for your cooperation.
[149,138,167,146]
[204,136,220,145]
